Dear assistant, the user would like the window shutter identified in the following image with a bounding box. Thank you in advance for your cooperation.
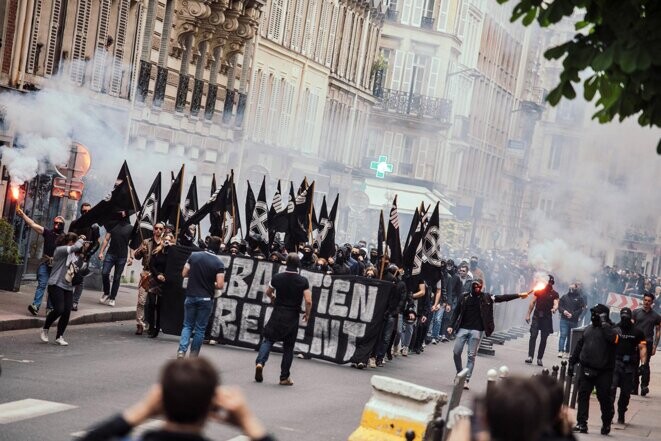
[290,0,305,51]
[268,77,282,142]
[437,0,450,32]
[383,131,394,160]
[303,0,319,56]
[416,138,429,178]
[390,50,404,90]
[401,0,413,25]
[110,0,130,96]
[90,0,112,92]
[401,52,414,92]
[45,0,63,76]
[254,71,268,141]
[326,4,339,67]
[392,133,403,164]
[315,1,329,63]
[70,0,92,84]
[279,82,295,145]
[276,0,289,44]
[427,57,441,97]
[26,0,42,74]
[457,0,468,38]
[411,0,424,26]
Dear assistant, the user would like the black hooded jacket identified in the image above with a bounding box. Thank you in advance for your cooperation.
[450,290,520,337]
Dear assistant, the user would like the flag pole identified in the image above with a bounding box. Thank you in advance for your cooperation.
[379,209,387,280]
[174,164,185,242]
[125,167,144,244]
[307,181,315,244]
[231,170,237,238]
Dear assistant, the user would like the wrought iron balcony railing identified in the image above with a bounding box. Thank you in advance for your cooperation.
[374,88,452,124]
[386,8,399,22]
[421,16,434,30]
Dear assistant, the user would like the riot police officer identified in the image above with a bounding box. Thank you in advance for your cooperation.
[569,304,618,435]
[611,307,647,425]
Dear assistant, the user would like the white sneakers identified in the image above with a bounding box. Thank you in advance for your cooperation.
[40,329,68,345]
[99,295,109,304]
[107,299,115,307]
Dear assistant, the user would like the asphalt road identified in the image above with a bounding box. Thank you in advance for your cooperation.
[0,321,544,441]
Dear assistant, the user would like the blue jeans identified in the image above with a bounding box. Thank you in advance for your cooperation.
[400,314,415,348]
[256,332,297,380]
[453,328,483,380]
[32,262,52,310]
[101,254,127,300]
[428,308,445,340]
[178,296,214,355]
[558,318,576,353]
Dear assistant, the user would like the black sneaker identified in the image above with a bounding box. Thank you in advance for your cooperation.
[537,359,543,367]
[601,424,611,435]
[641,386,649,396]
[525,357,533,364]
[254,364,263,383]
[71,303,78,311]
[27,304,38,316]
[573,424,588,434]
[617,416,625,425]
[376,359,384,367]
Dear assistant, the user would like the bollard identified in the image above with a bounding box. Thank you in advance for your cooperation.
[498,365,509,379]
[541,368,550,376]
[349,375,447,441]
[569,365,582,409]
[406,430,416,440]
[562,363,573,406]
[486,369,498,397]
[551,365,559,380]
[559,361,567,384]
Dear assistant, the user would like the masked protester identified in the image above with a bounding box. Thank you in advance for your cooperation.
[569,304,618,435]
[557,283,588,358]
[611,307,647,425]
[448,279,529,390]
[17,208,65,316]
[526,275,560,367]
[632,292,661,396]
[300,245,315,270]
[332,248,350,275]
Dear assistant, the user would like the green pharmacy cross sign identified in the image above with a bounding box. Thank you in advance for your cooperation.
[370,155,393,179]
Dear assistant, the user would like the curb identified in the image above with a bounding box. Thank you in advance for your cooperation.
[0,308,135,332]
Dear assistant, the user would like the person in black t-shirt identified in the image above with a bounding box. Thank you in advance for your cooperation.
[98,216,135,306]
[17,207,65,316]
[255,253,312,386]
[632,292,661,396]
[526,276,560,366]
[611,307,647,425]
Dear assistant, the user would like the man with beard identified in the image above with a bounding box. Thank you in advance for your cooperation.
[255,253,312,386]
[18,208,65,316]
[570,304,618,435]
[448,279,528,389]
[557,282,587,358]
[526,275,560,366]
[98,215,135,306]
[632,292,661,396]
[611,307,647,426]
[133,222,164,335]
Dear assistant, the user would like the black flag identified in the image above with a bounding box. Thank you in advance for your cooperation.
[244,180,256,238]
[69,161,139,231]
[160,165,184,230]
[248,177,269,253]
[182,176,199,223]
[316,194,338,259]
[386,195,403,267]
[377,209,386,258]
[269,180,288,247]
[185,175,227,232]
[412,202,442,284]
[221,171,241,244]
[210,173,217,196]
[290,180,314,247]
[402,207,422,274]
[129,172,161,249]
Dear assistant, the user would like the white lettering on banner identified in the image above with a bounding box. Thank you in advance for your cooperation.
[247,261,274,300]
[238,303,262,344]
[310,317,341,358]
[342,321,367,362]
[348,284,378,322]
[226,258,254,298]
[295,327,310,353]
[216,297,238,340]
[329,280,350,317]
[217,254,232,295]
[316,274,333,314]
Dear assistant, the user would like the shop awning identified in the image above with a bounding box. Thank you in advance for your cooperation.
[362,178,454,218]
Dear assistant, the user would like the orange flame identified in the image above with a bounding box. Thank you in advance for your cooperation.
[533,281,546,292]
[11,186,19,201]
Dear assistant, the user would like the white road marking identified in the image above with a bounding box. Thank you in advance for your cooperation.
[1,357,35,364]
[71,418,163,439]
[0,399,77,424]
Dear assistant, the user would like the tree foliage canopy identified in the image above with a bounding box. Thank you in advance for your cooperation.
[497,0,661,153]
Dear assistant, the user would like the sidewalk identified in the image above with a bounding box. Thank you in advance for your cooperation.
[0,281,137,332]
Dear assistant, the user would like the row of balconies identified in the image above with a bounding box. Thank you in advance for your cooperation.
[373,88,453,124]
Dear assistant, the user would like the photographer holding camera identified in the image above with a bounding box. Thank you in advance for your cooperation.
[569,304,619,435]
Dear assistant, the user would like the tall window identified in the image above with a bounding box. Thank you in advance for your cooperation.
[547,136,564,170]
[268,0,289,44]
[437,0,450,32]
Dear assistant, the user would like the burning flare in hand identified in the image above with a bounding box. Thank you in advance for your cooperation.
[11,185,19,201]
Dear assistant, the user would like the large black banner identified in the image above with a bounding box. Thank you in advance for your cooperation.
[161,246,392,364]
